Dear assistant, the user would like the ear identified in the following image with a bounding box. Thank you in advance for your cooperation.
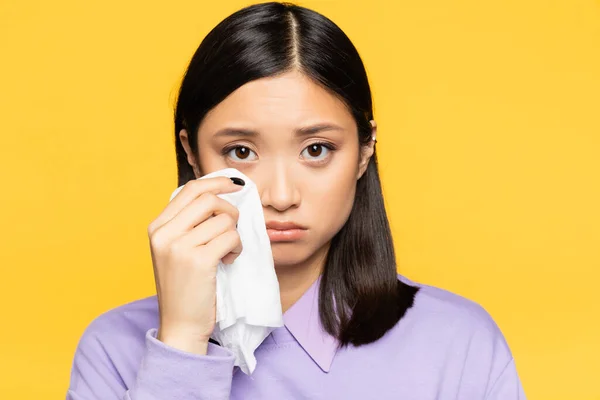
[357,120,377,180]
[179,128,202,178]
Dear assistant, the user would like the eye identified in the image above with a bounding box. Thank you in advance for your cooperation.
[301,142,335,161]
[223,142,336,163]
[223,146,258,162]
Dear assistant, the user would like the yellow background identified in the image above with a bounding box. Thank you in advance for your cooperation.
[1,0,598,398]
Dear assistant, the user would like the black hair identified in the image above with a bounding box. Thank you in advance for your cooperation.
[173,1,419,348]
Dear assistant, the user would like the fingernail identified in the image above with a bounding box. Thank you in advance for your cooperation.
[230,177,245,186]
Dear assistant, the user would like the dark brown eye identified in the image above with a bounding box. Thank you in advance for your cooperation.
[234,147,250,159]
[306,144,323,157]
[224,145,258,162]
[301,142,334,162]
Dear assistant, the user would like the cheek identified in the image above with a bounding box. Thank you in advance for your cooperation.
[197,147,225,174]
[308,174,357,233]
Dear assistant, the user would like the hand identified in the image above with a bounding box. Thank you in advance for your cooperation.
[147,176,245,354]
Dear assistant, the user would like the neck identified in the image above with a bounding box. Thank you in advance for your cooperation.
[275,242,329,313]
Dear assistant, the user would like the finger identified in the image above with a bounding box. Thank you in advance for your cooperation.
[161,193,240,243]
[177,212,237,248]
[200,230,243,266]
[149,177,242,235]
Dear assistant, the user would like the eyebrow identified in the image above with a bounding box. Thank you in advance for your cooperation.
[213,123,345,138]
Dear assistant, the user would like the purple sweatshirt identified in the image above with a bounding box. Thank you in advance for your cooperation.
[66,274,526,399]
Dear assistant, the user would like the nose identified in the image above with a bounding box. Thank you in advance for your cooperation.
[258,163,301,212]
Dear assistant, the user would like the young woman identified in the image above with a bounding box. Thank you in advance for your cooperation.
[67,2,526,399]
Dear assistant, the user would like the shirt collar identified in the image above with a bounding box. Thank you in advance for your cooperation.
[282,274,339,373]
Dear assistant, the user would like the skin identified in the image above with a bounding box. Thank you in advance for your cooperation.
[179,69,376,313]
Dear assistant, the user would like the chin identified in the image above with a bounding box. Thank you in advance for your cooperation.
[270,239,329,270]
[271,246,307,268]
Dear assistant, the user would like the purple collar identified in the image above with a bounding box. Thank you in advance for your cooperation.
[282,274,339,373]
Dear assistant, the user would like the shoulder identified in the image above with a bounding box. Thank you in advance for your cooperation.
[399,274,502,332]
[397,273,513,359]
[390,275,523,397]
[70,296,159,385]
[79,295,159,343]
[67,296,160,394]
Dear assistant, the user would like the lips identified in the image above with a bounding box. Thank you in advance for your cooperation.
[265,222,307,242]
[265,221,307,230]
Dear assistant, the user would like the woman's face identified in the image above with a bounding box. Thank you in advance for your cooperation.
[180,70,376,271]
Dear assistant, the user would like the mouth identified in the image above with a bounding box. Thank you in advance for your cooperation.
[265,221,307,242]
[266,228,307,242]
[265,220,307,230]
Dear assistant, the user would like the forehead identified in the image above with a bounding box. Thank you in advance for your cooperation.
[199,71,355,134]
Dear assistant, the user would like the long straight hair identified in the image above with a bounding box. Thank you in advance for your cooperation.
[173,1,419,348]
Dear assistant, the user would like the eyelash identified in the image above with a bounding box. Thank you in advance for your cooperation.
[221,141,337,164]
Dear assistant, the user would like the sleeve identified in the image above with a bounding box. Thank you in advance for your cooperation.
[484,358,527,400]
[66,328,236,400]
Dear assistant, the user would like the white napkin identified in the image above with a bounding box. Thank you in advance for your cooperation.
[168,168,284,375]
